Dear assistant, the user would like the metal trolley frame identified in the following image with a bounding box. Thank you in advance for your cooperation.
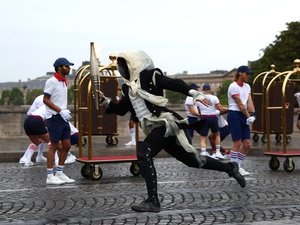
[73,49,140,180]
[251,65,283,143]
[265,59,300,172]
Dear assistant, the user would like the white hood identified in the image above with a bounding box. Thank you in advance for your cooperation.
[118,51,155,82]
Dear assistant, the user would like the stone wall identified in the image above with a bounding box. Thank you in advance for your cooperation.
[0,105,186,139]
[0,105,29,138]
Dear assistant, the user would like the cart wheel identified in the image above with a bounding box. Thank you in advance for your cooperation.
[89,165,103,180]
[269,157,280,171]
[283,158,295,172]
[286,136,291,144]
[261,135,267,143]
[130,162,140,176]
[275,134,282,143]
[106,135,112,145]
[252,133,259,142]
[81,164,93,179]
[110,137,119,146]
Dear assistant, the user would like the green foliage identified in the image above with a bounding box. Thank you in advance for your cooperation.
[0,88,24,105]
[216,80,231,105]
[25,89,43,105]
[250,21,300,76]
[165,90,186,104]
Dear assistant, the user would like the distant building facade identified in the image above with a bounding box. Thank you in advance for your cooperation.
[169,69,236,93]
[0,63,237,96]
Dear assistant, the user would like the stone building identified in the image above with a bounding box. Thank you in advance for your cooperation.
[169,69,237,93]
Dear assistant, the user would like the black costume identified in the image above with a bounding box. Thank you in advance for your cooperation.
[103,51,245,213]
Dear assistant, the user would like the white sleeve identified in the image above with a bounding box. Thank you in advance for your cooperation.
[44,79,54,96]
[185,96,194,105]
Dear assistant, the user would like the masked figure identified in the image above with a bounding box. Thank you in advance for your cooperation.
[100,51,245,213]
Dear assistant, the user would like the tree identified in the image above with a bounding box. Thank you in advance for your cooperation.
[25,89,43,105]
[0,90,11,105]
[216,80,232,105]
[250,21,300,75]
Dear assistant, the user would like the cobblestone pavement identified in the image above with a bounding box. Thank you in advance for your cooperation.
[1,156,300,225]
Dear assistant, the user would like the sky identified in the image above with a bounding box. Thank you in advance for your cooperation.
[0,0,299,83]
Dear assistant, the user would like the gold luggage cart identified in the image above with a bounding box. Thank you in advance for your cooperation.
[73,44,140,180]
[265,59,300,172]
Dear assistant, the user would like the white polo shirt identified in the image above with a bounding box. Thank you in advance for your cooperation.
[31,105,47,120]
[228,81,251,111]
[196,94,219,116]
[185,96,198,118]
[27,95,44,115]
[44,73,68,119]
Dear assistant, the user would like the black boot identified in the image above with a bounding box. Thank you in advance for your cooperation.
[227,162,246,188]
[131,198,161,213]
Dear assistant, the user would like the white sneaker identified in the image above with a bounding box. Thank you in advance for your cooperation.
[46,176,65,185]
[239,167,250,176]
[65,153,76,164]
[215,151,225,159]
[200,150,210,156]
[19,157,26,164]
[125,141,136,146]
[36,155,47,163]
[210,153,217,159]
[24,160,34,167]
[56,173,75,183]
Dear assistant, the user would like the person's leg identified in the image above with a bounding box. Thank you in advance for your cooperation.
[199,120,209,156]
[131,127,167,213]
[126,118,136,145]
[46,116,65,185]
[55,122,75,183]
[20,142,37,166]
[164,137,246,188]
[36,132,50,162]
[214,132,224,159]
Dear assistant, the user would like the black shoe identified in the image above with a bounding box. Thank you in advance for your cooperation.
[228,162,246,188]
[131,199,160,213]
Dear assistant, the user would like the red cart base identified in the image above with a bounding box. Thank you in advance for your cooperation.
[76,155,140,180]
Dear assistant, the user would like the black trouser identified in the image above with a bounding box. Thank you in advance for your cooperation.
[137,126,234,202]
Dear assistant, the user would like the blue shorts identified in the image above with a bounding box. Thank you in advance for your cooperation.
[227,110,250,141]
[199,116,219,136]
[70,133,79,145]
[220,125,230,141]
[24,115,47,135]
[46,114,70,143]
[187,116,201,138]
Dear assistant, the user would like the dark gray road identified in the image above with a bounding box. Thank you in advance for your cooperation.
[1,155,300,225]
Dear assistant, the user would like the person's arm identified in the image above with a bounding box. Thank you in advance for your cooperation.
[188,105,201,117]
[43,95,61,113]
[215,103,228,114]
[232,95,250,118]
[247,94,255,115]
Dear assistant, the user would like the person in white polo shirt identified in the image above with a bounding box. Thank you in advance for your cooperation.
[43,57,75,185]
[227,65,256,176]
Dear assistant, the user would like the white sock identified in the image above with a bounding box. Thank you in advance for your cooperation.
[230,150,238,163]
[130,128,136,143]
[201,148,206,152]
[25,143,37,161]
[37,143,46,157]
[216,145,221,154]
[47,168,54,178]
